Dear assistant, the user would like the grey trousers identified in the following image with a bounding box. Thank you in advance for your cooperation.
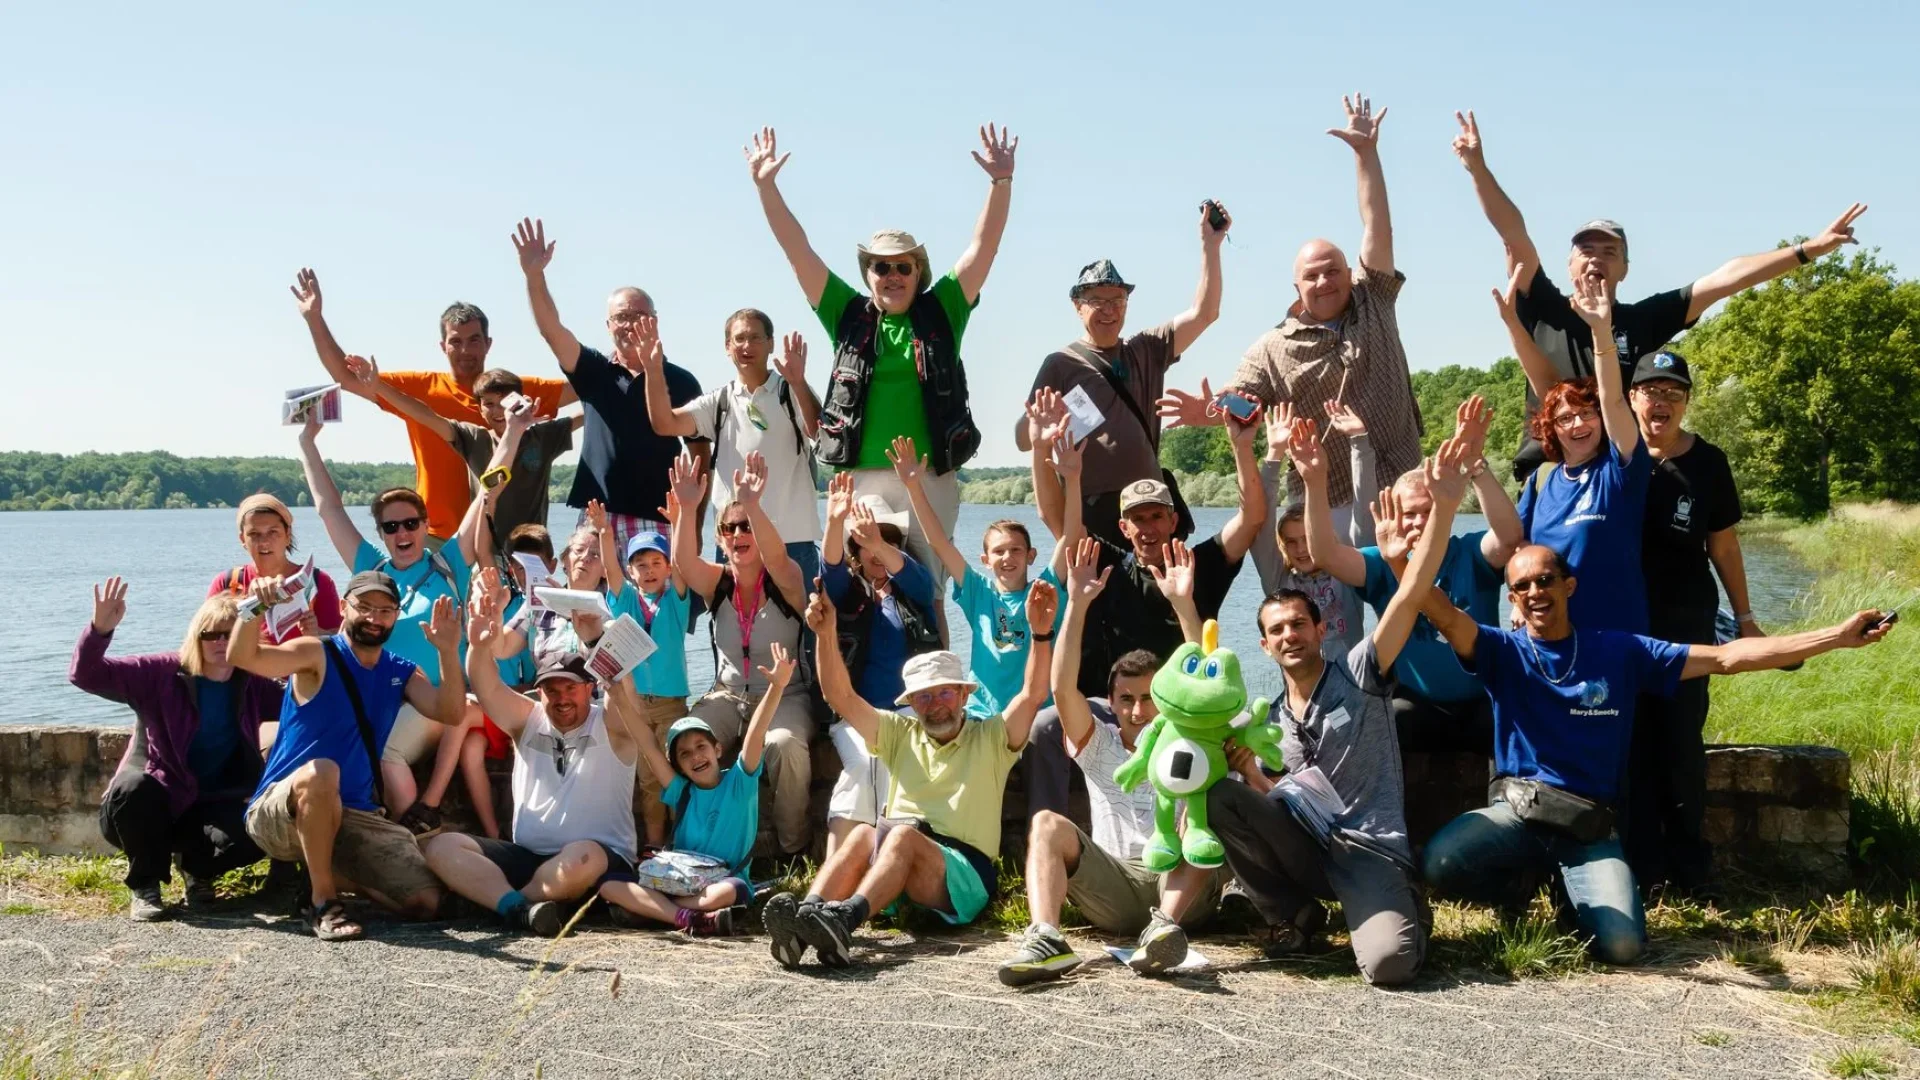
[1207,780,1426,986]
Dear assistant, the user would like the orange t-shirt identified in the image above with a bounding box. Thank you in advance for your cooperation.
[378,370,568,538]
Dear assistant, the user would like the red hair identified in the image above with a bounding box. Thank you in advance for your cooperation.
[1529,378,1600,463]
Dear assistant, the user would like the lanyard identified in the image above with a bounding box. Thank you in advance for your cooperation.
[635,590,659,631]
[733,573,764,664]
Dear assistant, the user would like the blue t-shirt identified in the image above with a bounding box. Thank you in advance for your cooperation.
[606,580,691,697]
[824,555,937,710]
[1359,533,1502,703]
[663,756,763,872]
[952,566,1059,717]
[1467,624,1688,802]
[352,540,471,684]
[252,635,418,813]
[494,595,538,688]
[1517,439,1653,634]
[187,676,241,783]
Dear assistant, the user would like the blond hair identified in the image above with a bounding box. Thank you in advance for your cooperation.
[178,594,239,677]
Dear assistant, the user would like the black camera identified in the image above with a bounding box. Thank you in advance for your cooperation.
[1200,199,1229,232]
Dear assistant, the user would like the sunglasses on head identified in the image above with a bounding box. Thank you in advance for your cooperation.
[868,260,916,278]
[719,520,754,536]
[1510,572,1562,594]
[379,516,424,535]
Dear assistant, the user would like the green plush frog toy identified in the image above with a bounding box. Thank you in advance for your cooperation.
[1113,619,1285,872]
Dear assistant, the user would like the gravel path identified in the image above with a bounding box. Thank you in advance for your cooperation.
[0,909,1861,1079]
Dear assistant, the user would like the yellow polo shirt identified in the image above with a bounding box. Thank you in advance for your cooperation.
[875,712,1020,857]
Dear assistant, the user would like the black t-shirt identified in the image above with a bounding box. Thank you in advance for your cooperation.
[1641,437,1741,644]
[565,346,702,516]
[1511,267,1696,480]
[1077,534,1243,696]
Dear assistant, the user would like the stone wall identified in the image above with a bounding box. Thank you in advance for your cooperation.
[0,725,1853,892]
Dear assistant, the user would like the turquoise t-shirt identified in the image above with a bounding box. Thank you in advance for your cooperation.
[352,539,470,685]
[494,595,538,688]
[952,566,1059,718]
[663,756,762,872]
[1359,532,1501,703]
[813,270,975,471]
[606,581,691,697]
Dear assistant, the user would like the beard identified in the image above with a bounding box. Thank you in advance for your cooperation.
[919,707,964,742]
[345,618,392,648]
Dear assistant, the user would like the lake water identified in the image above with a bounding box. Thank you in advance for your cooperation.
[8,505,1814,727]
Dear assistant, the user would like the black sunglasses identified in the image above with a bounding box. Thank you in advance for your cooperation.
[379,516,424,535]
[718,520,754,536]
[199,629,232,642]
[1510,572,1562,593]
[868,260,916,278]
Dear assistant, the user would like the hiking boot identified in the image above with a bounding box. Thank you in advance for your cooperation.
[763,894,811,969]
[1127,909,1189,976]
[128,886,168,923]
[513,900,565,938]
[797,900,857,967]
[181,875,219,913]
[394,802,443,840]
[681,907,734,937]
[997,925,1079,987]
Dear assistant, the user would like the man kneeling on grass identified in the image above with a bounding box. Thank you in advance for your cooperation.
[594,646,799,936]
[999,538,1222,985]
[764,578,1058,968]
[423,589,641,937]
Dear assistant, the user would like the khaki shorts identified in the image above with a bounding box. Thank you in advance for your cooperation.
[245,774,441,903]
[380,703,440,765]
[1066,823,1222,936]
[632,694,688,811]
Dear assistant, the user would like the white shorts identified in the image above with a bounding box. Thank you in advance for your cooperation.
[827,719,892,825]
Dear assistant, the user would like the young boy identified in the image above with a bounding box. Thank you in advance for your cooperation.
[1253,402,1374,662]
[887,433,1079,717]
[596,508,692,847]
[598,646,796,935]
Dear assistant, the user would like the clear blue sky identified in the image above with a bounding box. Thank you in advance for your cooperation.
[5,1,1914,468]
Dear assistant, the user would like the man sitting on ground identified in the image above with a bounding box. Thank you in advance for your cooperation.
[227,572,465,941]
[763,579,1058,968]
[424,589,642,937]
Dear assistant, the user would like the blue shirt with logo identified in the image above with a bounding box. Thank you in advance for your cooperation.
[952,566,1059,718]
[252,635,418,813]
[1359,532,1502,703]
[1517,439,1653,633]
[352,540,470,684]
[1466,625,1688,801]
[663,756,762,872]
[606,581,691,697]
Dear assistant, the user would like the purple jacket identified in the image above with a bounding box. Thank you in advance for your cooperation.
[68,625,281,819]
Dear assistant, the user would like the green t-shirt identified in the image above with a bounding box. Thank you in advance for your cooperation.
[814,270,975,470]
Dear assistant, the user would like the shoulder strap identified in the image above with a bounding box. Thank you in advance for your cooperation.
[321,637,386,809]
[1064,342,1159,450]
[674,778,694,825]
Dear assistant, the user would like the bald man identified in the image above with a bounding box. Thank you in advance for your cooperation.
[514,219,708,554]
[1161,95,1425,524]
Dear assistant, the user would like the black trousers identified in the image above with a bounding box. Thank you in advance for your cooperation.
[1391,690,1495,755]
[1623,678,1712,889]
[97,771,264,891]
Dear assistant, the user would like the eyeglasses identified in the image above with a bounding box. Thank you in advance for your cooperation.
[1077,295,1128,311]
[867,260,916,279]
[378,516,423,535]
[718,520,754,536]
[1634,386,1689,403]
[908,686,963,709]
[1510,572,1562,594]
[607,311,656,326]
[199,629,232,642]
[353,603,400,618]
[1551,409,1600,430]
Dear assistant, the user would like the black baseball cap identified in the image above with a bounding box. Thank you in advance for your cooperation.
[1631,350,1692,388]
[343,570,400,602]
[535,652,592,685]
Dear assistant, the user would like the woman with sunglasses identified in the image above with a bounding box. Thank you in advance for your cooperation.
[1495,266,1652,633]
[299,416,485,830]
[666,450,817,863]
[208,493,343,644]
[70,578,281,921]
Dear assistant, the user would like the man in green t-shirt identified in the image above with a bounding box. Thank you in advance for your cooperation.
[745,123,1019,625]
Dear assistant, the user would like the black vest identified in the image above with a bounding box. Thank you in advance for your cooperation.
[818,289,980,473]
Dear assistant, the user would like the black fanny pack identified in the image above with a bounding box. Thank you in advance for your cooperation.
[1490,777,1614,844]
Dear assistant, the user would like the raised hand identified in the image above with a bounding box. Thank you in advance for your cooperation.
[503,392,535,433]
[1025,578,1059,636]
[1157,377,1220,430]
[1050,433,1083,480]
[1326,92,1387,152]
[1324,399,1367,439]
[289,268,323,318]
[1225,402,1262,447]
[512,217,555,275]
[342,353,381,395]
[971,123,1019,181]
[1805,202,1868,259]
[1026,387,1069,446]
[1375,485,1414,559]
[667,450,708,509]
[1491,261,1526,327]
[1451,110,1485,171]
[1147,539,1196,605]
[1454,394,1492,460]
[1286,417,1329,485]
[825,470,855,522]
[1065,537,1112,603]
[759,641,798,688]
[1426,435,1473,508]
[744,126,791,187]
[847,502,881,548]
[424,596,461,650]
[886,435,925,487]
[467,573,503,656]
[803,577,836,633]
[301,413,324,444]
[248,575,288,610]
[91,576,129,634]
[1264,400,1297,462]
[733,451,768,508]
[1200,200,1233,243]
[631,314,664,372]
[1571,273,1613,331]
[586,499,610,534]
[775,331,807,386]
[1841,608,1897,648]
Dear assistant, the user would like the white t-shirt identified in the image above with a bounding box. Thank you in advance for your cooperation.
[1067,715,1157,862]
[689,375,822,543]
[511,703,638,860]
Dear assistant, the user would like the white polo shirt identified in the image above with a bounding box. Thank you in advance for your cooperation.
[689,374,823,544]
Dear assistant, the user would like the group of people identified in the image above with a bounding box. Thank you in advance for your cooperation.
[70,99,1893,985]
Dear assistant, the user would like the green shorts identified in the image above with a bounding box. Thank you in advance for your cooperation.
[872,819,996,926]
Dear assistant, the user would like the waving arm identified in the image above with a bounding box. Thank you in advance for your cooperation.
[745,128,830,307]
[1168,203,1229,354]
[1451,111,1540,283]
[1328,94,1393,274]
[953,124,1018,304]
[1686,204,1867,322]
[512,218,586,373]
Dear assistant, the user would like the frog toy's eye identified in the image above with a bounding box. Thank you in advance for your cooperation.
[1203,657,1222,679]
[1182,654,1202,675]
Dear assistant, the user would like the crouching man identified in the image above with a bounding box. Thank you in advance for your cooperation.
[423,587,641,936]
[764,578,1058,968]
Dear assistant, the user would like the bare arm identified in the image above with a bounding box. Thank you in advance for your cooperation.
[1572,281,1640,461]
[610,680,677,792]
[1683,610,1889,679]
[1216,415,1266,562]
[664,453,724,601]
[889,437,969,581]
[1475,469,1523,568]
[1001,581,1059,752]
[1418,586,1481,664]
[465,600,535,735]
[735,451,806,609]
[738,644,798,774]
[512,218,585,373]
[805,588,891,749]
[1328,95,1393,275]
[228,580,325,686]
[342,355,454,441]
[1451,111,1540,283]
[407,597,468,725]
[774,332,822,438]
[1707,527,1763,634]
[745,128,830,307]
[296,420,366,566]
[1291,414,1368,587]
[632,318,699,438]
[1051,541,1107,751]
[952,125,1018,304]
[1686,204,1867,322]
[1374,444,1469,671]
[287,269,368,398]
[1168,205,1229,355]
[1493,263,1558,400]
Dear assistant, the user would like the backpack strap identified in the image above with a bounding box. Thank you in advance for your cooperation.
[1064,342,1160,450]
[321,637,387,809]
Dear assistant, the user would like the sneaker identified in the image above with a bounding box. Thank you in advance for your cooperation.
[797,900,857,967]
[997,925,1079,987]
[606,902,650,931]
[513,900,565,937]
[683,907,734,937]
[763,894,811,968]
[395,802,443,840]
[181,876,219,913]
[129,886,168,923]
[1127,910,1189,976]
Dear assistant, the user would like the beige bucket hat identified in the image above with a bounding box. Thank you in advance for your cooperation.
[894,650,979,707]
[856,229,932,291]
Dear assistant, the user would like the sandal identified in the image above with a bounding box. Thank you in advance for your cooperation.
[394,802,443,839]
[310,899,364,942]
